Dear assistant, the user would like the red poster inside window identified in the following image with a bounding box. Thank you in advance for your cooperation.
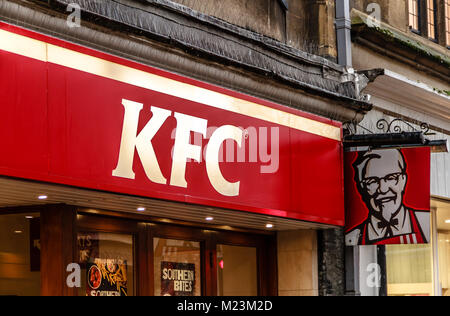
[345,147,431,246]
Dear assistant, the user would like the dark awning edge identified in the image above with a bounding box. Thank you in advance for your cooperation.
[344,132,448,153]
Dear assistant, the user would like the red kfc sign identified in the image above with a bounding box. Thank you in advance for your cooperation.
[0,22,345,226]
[112,99,247,197]
[345,147,431,245]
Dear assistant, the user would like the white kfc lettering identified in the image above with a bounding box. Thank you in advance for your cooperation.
[206,125,243,197]
[113,98,243,197]
[112,99,170,184]
[170,112,207,188]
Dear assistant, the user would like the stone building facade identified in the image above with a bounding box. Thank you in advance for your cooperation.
[347,0,449,296]
[0,0,447,297]
[0,0,372,296]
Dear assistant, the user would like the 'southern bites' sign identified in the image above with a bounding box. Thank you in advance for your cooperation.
[0,23,344,226]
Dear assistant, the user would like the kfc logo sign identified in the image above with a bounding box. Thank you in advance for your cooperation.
[112,99,244,197]
[345,148,431,246]
[0,23,346,226]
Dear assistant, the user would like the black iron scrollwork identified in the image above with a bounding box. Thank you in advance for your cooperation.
[376,118,435,136]
[419,123,434,136]
[344,118,436,136]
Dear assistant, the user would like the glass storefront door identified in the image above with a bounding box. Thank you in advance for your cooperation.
[153,238,201,296]
[217,244,258,296]
[78,232,135,296]
[0,206,276,296]
[438,232,450,295]
[75,213,274,296]
[386,243,433,296]
[0,212,40,296]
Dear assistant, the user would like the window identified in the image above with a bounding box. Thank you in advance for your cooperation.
[409,0,420,32]
[76,213,276,296]
[438,232,450,295]
[153,238,201,296]
[408,0,450,47]
[217,245,258,296]
[386,244,434,296]
[446,0,450,46]
[427,0,437,40]
[0,213,41,296]
[78,232,135,296]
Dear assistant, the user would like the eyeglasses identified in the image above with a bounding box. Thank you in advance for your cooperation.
[361,173,404,192]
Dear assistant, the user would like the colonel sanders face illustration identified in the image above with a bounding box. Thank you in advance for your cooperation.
[346,148,430,246]
[355,149,408,222]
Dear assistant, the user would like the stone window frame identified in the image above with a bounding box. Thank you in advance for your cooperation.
[445,0,450,47]
[426,0,438,41]
[408,0,421,33]
[408,0,450,48]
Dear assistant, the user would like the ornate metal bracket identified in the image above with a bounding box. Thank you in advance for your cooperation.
[375,119,435,136]
[343,118,436,136]
[343,118,446,152]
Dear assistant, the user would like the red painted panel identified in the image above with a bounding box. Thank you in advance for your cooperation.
[0,23,345,226]
[0,50,48,174]
[291,131,345,224]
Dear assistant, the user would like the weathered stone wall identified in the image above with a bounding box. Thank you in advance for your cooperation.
[317,228,346,296]
[170,0,338,60]
[170,0,286,43]
[350,0,408,31]
[277,230,319,296]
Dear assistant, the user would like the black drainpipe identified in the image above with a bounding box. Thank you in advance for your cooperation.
[335,0,352,67]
